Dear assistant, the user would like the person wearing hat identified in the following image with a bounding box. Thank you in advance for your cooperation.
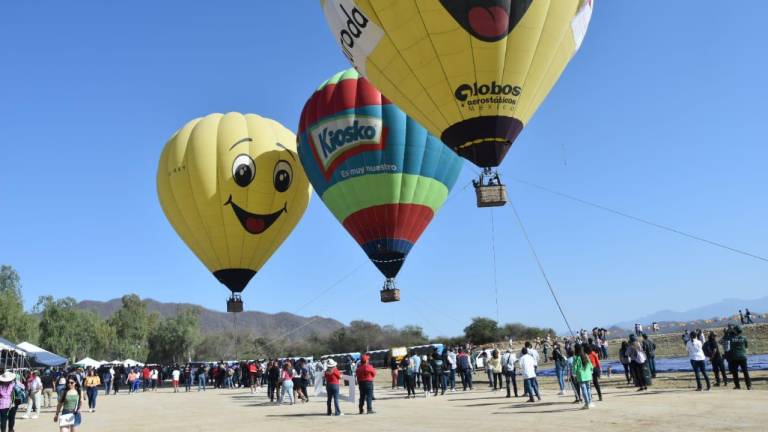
[1,370,20,432]
[324,359,342,416]
[729,325,752,390]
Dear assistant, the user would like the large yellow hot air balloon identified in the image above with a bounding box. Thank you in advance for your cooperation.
[157,112,311,312]
[321,0,593,205]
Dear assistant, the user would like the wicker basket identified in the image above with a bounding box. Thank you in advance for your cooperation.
[475,185,508,207]
[226,297,243,313]
[380,288,401,303]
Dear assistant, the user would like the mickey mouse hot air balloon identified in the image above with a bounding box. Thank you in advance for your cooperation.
[157,113,311,312]
[297,69,463,302]
[321,0,593,206]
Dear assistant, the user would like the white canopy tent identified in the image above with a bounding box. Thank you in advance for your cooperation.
[75,357,102,368]
[0,337,27,369]
[122,358,144,367]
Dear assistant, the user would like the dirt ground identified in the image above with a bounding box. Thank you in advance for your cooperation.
[14,371,767,432]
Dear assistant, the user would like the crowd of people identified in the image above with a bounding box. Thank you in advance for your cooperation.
[685,324,752,391]
[0,322,761,430]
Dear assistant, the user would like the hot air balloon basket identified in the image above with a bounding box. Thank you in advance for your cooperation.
[476,185,508,207]
[380,288,401,303]
[227,294,244,313]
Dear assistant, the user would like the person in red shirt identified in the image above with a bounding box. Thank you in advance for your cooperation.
[324,359,342,416]
[585,344,603,401]
[355,355,376,414]
[141,367,151,392]
[248,362,258,394]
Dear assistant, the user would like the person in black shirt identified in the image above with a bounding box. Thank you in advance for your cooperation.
[41,371,55,408]
[703,332,728,386]
[641,334,657,378]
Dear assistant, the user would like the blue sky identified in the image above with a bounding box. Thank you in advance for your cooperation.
[1,1,767,338]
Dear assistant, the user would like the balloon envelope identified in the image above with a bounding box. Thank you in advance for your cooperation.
[157,112,311,294]
[321,0,593,168]
[298,69,463,279]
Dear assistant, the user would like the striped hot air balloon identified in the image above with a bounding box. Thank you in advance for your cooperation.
[297,69,463,302]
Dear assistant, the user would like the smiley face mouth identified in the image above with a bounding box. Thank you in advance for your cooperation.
[440,0,532,42]
[224,195,287,235]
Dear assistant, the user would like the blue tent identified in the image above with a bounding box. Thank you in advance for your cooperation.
[17,342,68,367]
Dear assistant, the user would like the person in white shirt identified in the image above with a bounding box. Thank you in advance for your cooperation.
[171,368,181,393]
[446,349,457,391]
[686,331,710,391]
[24,371,43,419]
[151,368,159,391]
[501,349,518,398]
[519,348,540,402]
[524,341,539,366]
[108,367,115,395]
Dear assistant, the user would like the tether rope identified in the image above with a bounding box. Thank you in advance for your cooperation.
[511,177,768,264]
[250,261,367,353]
[490,209,500,323]
[509,199,576,337]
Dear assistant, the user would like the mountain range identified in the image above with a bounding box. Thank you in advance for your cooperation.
[75,298,345,338]
[612,296,768,329]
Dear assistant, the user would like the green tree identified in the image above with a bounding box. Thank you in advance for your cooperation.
[500,322,555,341]
[464,317,500,344]
[147,307,201,364]
[108,294,155,361]
[398,325,429,347]
[0,265,38,342]
[35,296,112,361]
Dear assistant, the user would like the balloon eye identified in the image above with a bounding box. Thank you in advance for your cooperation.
[232,154,255,187]
[273,160,292,192]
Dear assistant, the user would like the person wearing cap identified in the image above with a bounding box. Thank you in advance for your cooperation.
[1,370,20,432]
[355,354,376,414]
[324,359,342,416]
[729,325,752,390]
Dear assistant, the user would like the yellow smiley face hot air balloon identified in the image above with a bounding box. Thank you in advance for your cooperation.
[321,0,593,206]
[157,112,311,312]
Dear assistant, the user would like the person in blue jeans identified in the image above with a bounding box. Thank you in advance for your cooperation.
[573,344,594,409]
[456,349,473,391]
[686,331,711,391]
[520,348,541,402]
[324,360,342,416]
[552,342,567,394]
[197,367,207,391]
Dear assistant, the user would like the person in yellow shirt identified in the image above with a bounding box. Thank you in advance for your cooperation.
[83,369,101,413]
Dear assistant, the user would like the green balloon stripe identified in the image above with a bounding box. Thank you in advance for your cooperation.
[316,68,360,91]
[321,174,449,223]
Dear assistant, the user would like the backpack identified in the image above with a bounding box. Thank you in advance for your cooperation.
[702,341,714,358]
[432,359,444,374]
[406,360,417,376]
[457,355,470,371]
[13,383,27,405]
